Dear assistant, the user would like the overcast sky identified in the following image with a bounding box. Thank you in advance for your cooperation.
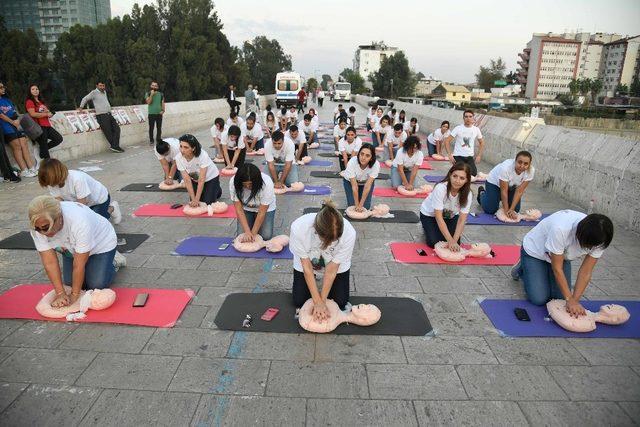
[111,0,640,84]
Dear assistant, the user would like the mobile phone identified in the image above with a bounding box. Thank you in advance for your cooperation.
[145,184,154,188]
[416,249,427,256]
[133,293,149,307]
[218,243,229,250]
[514,307,531,321]
[261,307,279,321]
[170,203,183,209]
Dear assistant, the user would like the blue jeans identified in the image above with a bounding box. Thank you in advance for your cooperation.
[264,163,299,185]
[427,142,437,156]
[382,146,398,161]
[343,179,374,209]
[480,182,521,214]
[62,248,117,290]
[370,132,379,148]
[518,247,572,306]
[390,166,413,188]
[235,209,275,240]
[90,194,111,220]
[252,138,264,150]
[304,132,318,144]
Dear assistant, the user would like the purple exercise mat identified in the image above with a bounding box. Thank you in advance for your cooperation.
[285,185,331,195]
[175,236,293,259]
[480,299,640,338]
[306,160,332,167]
[424,175,486,183]
[468,213,550,226]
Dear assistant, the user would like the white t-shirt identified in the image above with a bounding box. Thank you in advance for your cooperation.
[523,210,604,263]
[385,130,407,148]
[392,148,424,169]
[289,213,356,274]
[427,128,450,146]
[317,90,325,98]
[333,125,347,139]
[343,156,380,183]
[264,139,295,164]
[154,137,181,163]
[31,201,117,256]
[241,123,264,141]
[420,182,472,217]
[486,159,535,187]
[176,150,219,182]
[374,123,392,141]
[210,125,225,142]
[220,128,246,150]
[284,130,305,145]
[229,172,276,213]
[311,115,320,128]
[338,137,363,155]
[47,170,109,207]
[371,114,382,127]
[297,120,317,134]
[226,116,245,128]
[348,111,356,123]
[450,124,482,157]
[285,110,298,121]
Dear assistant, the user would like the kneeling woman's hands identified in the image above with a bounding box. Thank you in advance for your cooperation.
[51,292,69,308]
[189,200,200,208]
[239,232,255,243]
[565,298,586,318]
[446,241,461,252]
[312,301,330,322]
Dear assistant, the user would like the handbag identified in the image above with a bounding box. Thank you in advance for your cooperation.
[19,114,43,140]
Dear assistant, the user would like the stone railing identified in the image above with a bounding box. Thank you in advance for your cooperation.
[354,95,640,231]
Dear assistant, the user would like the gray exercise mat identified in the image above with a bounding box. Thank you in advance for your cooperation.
[120,183,186,192]
[310,171,390,180]
[0,231,149,253]
[318,152,338,158]
[302,207,418,223]
[214,292,432,336]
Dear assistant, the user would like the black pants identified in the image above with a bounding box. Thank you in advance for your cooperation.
[292,268,350,310]
[35,126,63,159]
[420,213,460,248]
[148,114,162,143]
[95,113,121,149]
[0,132,16,178]
[227,100,241,114]
[318,98,324,106]
[453,155,477,176]
[192,176,222,204]
[297,101,304,113]
[296,143,308,158]
[227,148,246,169]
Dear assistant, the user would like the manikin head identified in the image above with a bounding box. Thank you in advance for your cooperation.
[350,304,382,325]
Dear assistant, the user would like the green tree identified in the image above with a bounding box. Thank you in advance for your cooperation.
[306,78,318,92]
[475,57,506,91]
[415,71,425,80]
[321,74,332,91]
[630,76,640,97]
[338,68,366,94]
[369,51,416,98]
[578,78,592,106]
[616,83,629,95]
[589,79,603,105]
[568,79,580,97]
[505,71,518,85]
[241,36,292,94]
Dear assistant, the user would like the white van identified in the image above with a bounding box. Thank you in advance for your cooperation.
[275,72,302,109]
[332,82,351,102]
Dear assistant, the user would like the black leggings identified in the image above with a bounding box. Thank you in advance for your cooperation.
[227,148,246,169]
[292,268,350,309]
[35,126,63,159]
[192,176,222,204]
[453,155,477,176]
[296,142,308,158]
[420,213,460,248]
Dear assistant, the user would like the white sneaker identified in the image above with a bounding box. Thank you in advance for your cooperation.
[113,251,127,271]
[21,169,37,178]
[32,145,41,169]
[110,201,122,224]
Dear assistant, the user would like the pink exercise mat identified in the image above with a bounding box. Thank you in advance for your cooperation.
[380,160,433,170]
[133,203,237,218]
[373,187,430,199]
[390,243,520,265]
[0,284,193,327]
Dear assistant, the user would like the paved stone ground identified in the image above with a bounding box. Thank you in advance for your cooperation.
[0,102,639,426]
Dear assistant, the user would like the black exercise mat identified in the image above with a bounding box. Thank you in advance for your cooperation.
[310,171,390,180]
[214,292,432,336]
[302,207,419,223]
[0,231,149,253]
[318,152,338,158]
[120,183,186,192]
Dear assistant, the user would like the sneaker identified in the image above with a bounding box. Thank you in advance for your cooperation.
[4,172,21,183]
[32,145,42,169]
[476,185,485,205]
[510,260,522,281]
[21,168,37,178]
[109,146,125,153]
[113,251,127,271]
[110,201,122,224]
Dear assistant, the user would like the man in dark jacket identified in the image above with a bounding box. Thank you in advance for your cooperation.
[226,84,241,114]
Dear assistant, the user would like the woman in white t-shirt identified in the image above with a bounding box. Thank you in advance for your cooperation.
[226,111,245,128]
[230,163,276,241]
[390,136,424,190]
[397,110,407,126]
[513,211,613,316]
[29,196,120,307]
[264,111,277,140]
[405,117,420,136]
[419,162,472,249]
[337,126,363,171]
[342,144,379,211]
[37,158,121,224]
[427,120,450,157]
[373,115,391,150]
[478,151,534,218]
[176,134,221,206]
[333,119,347,149]
[220,125,246,170]
[366,105,377,131]
[209,117,226,162]
[308,108,320,129]
[289,200,357,317]
[369,107,383,141]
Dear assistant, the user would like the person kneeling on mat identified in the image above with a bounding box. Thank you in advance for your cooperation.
[155,138,182,185]
[337,126,363,171]
[241,115,264,153]
[285,125,307,163]
[176,134,222,207]
[230,163,276,241]
[220,125,246,171]
[512,210,613,316]
[477,151,534,219]
[390,135,423,191]
[419,162,472,250]
[342,143,379,211]
[290,199,357,319]
[29,195,123,308]
[264,130,298,188]
[333,118,347,150]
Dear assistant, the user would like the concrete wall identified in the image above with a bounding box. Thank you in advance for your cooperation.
[355,95,640,231]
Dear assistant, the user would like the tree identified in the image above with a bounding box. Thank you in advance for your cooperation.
[306,78,318,92]
[475,58,506,91]
[505,71,518,85]
[589,79,603,105]
[616,83,629,95]
[630,76,640,97]
[415,71,425,80]
[578,78,592,106]
[338,68,366,94]
[369,51,416,98]
[321,74,332,91]
[568,79,580,97]
[241,36,292,94]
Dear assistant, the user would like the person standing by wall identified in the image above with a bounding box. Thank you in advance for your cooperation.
[253,85,261,114]
[226,84,241,115]
[25,84,63,160]
[78,81,124,153]
[145,81,165,146]
[0,82,38,176]
[244,84,256,114]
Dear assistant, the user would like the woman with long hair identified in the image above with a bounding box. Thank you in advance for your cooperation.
[230,163,276,241]
[26,84,63,160]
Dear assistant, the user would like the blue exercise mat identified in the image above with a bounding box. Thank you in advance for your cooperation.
[467,213,550,226]
[175,236,293,259]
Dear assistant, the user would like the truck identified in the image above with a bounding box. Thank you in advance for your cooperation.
[331,81,352,102]
[275,71,303,109]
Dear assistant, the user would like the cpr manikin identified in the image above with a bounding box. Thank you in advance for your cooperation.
[183,201,228,216]
[430,153,446,161]
[546,299,630,333]
[496,208,542,223]
[345,204,390,220]
[36,287,116,321]
[219,167,237,177]
[273,182,305,195]
[434,242,493,262]
[309,142,319,149]
[397,184,432,197]
[298,299,381,333]
[232,234,289,253]
[296,156,312,165]
[246,148,265,156]
[471,172,488,182]
[158,180,186,190]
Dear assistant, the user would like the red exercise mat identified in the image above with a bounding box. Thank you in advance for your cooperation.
[0,284,193,327]
[425,156,449,162]
[133,203,237,218]
[380,160,433,170]
[373,187,430,199]
[390,243,520,265]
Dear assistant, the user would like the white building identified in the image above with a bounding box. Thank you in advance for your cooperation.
[601,35,640,96]
[353,42,399,80]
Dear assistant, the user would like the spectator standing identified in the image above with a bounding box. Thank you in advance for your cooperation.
[226,84,241,114]
[78,81,124,153]
[25,84,63,160]
[0,82,38,176]
[317,88,325,107]
[145,81,165,145]
[297,87,306,113]
[244,84,256,114]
